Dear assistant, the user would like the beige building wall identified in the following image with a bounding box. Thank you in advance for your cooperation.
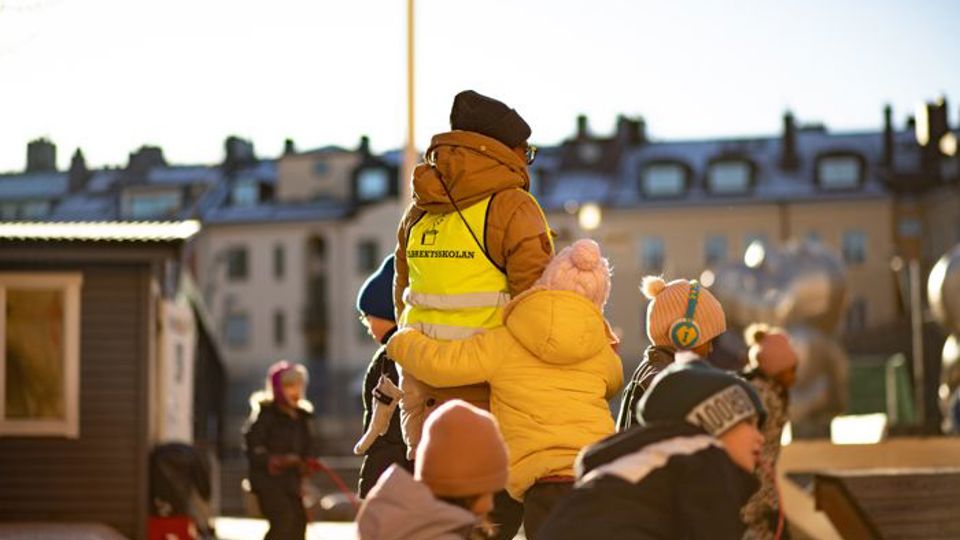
[545,198,899,362]
[324,201,405,373]
[195,221,316,380]
[195,200,405,381]
[788,198,898,333]
[276,150,362,203]
[922,186,960,261]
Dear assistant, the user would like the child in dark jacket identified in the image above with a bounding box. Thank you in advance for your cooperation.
[243,361,317,540]
[538,360,765,540]
[741,324,799,540]
[617,276,727,431]
[353,255,413,498]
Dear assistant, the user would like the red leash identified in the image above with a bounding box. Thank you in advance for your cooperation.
[307,458,361,511]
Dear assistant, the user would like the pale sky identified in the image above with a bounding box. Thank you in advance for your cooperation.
[1,0,958,173]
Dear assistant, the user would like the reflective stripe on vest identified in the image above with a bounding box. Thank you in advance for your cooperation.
[400,195,509,338]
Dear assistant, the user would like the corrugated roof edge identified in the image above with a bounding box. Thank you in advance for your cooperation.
[0,220,201,242]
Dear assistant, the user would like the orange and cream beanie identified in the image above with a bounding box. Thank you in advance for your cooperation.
[641,276,726,351]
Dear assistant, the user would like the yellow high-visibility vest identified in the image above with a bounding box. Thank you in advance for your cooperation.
[400,195,510,339]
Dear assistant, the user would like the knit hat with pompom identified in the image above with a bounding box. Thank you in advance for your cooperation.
[641,276,726,350]
[535,239,612,309]
[745,324,798,377]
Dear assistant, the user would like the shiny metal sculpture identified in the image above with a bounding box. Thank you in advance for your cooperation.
[927,245,960,433]
[711,239,849,438]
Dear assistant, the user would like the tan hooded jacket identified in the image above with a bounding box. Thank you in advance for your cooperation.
[393,131,554,319]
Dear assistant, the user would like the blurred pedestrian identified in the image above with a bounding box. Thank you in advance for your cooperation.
[243,361,317,540]
[354,254,413,498]
[357,400,509,540]
[741,324,799,540]
[388,239,622,539]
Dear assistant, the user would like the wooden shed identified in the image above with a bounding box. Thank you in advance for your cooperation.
[0,221,225,540]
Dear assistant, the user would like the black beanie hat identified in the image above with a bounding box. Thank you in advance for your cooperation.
[637,359,766,436]
[356,255,395,322]
[450,90,532,149]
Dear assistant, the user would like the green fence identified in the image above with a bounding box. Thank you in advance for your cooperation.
[847,353,915,425]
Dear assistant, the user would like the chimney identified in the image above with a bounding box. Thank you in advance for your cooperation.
[358,135,370,155]
[883,104,895,168]
[26,138,57,173]
[779,111,799,171]
[224,136,256,173]
[283,138,297,155]
[915,96,949,148]
[576,115,589,140]
[616,115,645,147]
[68,148,91,193]
[127,145,167,176]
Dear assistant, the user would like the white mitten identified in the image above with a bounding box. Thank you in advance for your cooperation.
[399,372,433,461]
[353,375,404,456]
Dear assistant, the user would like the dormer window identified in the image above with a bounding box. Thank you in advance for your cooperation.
[707,160,753,194]
[125,189,182,219]
[817,154,863,190]
[356,167,390,201]
[642,162,687,197]
[231,177,259,207]
[578,142,602,164]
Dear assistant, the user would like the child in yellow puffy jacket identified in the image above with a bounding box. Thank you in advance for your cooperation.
[387,239,623,540]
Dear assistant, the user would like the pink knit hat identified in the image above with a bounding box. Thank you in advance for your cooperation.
[642,276,726,350]
[745,324,798,377]
[535,239,611,310]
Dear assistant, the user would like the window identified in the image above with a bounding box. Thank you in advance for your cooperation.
[273,244,285,280]
[274,310,286,347]
[127,190,182,219]
[578,143,602,164]
[842,230,867,265]
[704,235,728,266]
[708,161,751,194]
[818,155,861,190]
[224,312,250,348]
[357,168,390,201]
[642,163,686,197]
[846,298,868,333]
[642,237,665,273]
[357,240,380,274]
[0,273,82,437]
[1,203,16,220]
[313,162,330,176]
[898,218,922,238]
[1,201,51,220]
[226,247,248,281]
[232,178,259,207]
[20,200,50,219]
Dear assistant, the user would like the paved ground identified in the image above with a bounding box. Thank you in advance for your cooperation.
[214,517,356,540]
[213,517,527,540]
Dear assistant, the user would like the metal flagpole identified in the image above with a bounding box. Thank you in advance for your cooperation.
[402,0,416,203]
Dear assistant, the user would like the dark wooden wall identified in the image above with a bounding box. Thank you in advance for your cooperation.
[0,263,150,539]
